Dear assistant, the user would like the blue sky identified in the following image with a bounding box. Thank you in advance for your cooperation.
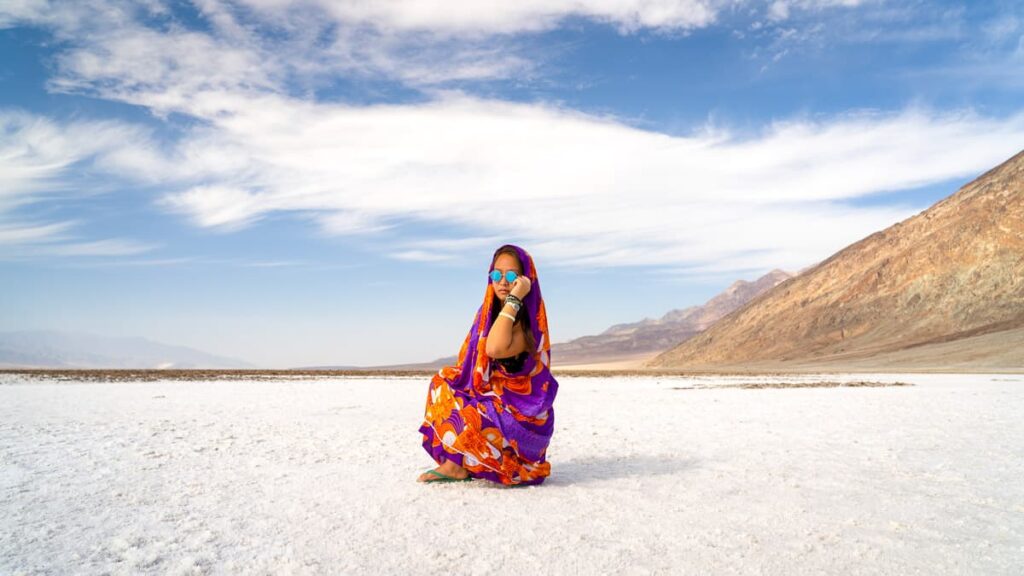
[2,0,1023,367]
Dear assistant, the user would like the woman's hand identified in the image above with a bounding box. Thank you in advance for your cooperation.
[510,275,532,299]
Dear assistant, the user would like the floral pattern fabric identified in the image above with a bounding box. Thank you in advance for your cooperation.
[418,244,558,486]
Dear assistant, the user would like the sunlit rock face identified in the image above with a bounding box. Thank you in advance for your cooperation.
[650,149,1024,371]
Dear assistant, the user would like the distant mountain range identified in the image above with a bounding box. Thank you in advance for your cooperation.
[649,149,1024,372]
[0,331,253,369]
[552,269,793,366]
[365,268,794,371]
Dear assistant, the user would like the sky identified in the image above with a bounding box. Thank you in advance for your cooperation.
[2,0,1023,368]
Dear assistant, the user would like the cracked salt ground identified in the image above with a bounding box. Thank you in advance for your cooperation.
[1,373,1023,574]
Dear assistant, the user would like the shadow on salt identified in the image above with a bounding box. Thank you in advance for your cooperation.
[537,454,701,487]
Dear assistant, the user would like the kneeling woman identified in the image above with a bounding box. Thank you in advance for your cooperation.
[417,244,559,486]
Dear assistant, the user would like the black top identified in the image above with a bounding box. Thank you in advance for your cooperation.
[494,351,529,373]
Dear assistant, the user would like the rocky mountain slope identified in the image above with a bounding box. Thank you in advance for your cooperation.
[648,150,1024,371]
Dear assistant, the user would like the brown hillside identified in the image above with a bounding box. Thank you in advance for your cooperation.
[648,149,1024,370]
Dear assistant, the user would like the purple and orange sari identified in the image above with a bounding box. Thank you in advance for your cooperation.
[418,244,559,486]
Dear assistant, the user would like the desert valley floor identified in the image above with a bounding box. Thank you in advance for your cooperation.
[1,373,1022,575]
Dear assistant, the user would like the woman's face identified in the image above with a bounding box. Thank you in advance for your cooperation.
[491,252,523,301]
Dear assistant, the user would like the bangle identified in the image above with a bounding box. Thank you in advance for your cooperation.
[505,294,523,309]
[503,299,521,313]
[498,312,517,322]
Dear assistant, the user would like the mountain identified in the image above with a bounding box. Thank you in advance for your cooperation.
[648,150,1024,371]
[0,330,254,369]
[552,269,794,366]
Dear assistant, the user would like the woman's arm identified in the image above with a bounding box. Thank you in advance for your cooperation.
[485,276,532,358]
[485,305,528,358]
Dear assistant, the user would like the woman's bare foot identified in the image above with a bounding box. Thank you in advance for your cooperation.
[417,460,470,482]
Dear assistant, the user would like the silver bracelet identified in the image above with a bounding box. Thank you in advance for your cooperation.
[503,299,521,313]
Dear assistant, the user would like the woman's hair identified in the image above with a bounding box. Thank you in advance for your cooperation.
[489,246,536,355]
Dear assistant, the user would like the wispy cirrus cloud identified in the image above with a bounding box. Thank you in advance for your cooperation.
[766,0,877,23]
[0,110,150,205]
[43,239,159,257]
[235,0,723,35]
[96,92,1024,273]
[1,0,724,100]
[0,110,160,256]
[0,220,77,244]
[3,0,1023,277]
[747,0,1024,83]
[0,225,160,259]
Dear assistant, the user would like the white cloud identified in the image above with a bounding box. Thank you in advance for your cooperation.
[0,110,150,205]
[768,0,871,21]
[0,231,159,259]
[768,1,791,21]
[0,0,50,28]
[6,0,930,104]
[45,239,159,256]
[0,220,76,243]
[317,211,394,236]
[0,111,160,255]
[389,249,457,262]
[49,27,277,106]
[751,2,969,71]
[157,185,266,230]
[1,0,724,101]
[5,0,1024,277]
[385,236,507,264]
[95,92,1021,274]
[238,0,721,35]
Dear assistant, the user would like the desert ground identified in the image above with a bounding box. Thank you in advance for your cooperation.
[2,372,1022,575]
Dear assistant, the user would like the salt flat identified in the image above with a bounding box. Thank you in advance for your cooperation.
[1,373,1022,575]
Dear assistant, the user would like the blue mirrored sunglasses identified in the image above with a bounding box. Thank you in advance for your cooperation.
[489,269,519,283]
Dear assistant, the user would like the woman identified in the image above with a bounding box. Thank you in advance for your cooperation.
[416,244,559,486]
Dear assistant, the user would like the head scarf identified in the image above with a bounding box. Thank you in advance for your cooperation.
[440,244,558,421]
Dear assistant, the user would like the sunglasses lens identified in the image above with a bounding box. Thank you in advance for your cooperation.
[490,270,519,283]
